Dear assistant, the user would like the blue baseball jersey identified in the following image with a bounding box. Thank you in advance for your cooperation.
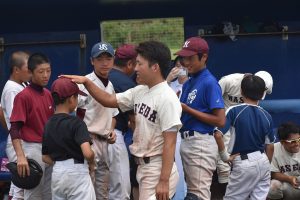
[219,104,276,155]
[180,68,224,134]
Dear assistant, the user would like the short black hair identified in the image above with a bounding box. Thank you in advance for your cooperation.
[241,74,265,100]
[136,41,171,79]
[8,51,30,75]
[278,122,300,140]
[27,53,50,72]
[52,92,67,106]
[114,57,131,68]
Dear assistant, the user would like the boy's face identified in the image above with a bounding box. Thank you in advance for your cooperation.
[281,133,300,154]
[91,53,114,78]
[181,53,207,74]
[18,61,32,83]
[134,54,154,85]
[31,63,51,87]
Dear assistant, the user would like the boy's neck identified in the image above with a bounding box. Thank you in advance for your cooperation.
[243,98,259,105]
[55,104,73,114]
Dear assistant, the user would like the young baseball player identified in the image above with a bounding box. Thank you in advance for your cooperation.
[42,77,96,200]
[175,36,225,200]
[212,71,273,197]
[214,74,276,200]
[62,40,182,200]
[108,44,137,200]
[1,51,31,200]
[267,122,300,200]
[76,41,119,200]
[9,53,54,200]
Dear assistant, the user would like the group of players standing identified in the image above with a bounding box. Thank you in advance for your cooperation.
[1,36,300,200]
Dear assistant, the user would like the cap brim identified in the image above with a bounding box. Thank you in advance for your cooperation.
[174,49,198,57]
[78,90,87,96]
[92,51,114,58]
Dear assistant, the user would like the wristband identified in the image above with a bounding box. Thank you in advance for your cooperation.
[219,149,230,162]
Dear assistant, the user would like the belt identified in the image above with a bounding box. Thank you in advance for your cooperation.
[180,130,213,139]
[239,150,264,160]
[90,133,107,141]
[134,156,151,165]
[55,158,84,164]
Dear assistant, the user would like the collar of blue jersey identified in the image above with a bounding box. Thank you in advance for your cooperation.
[190,67,207,78]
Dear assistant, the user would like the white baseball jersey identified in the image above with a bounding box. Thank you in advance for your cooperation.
[219,73,245,111]
[116,81,182,157]
[271,142,300,176]
[1,80,26,129]
[78,72,119,136]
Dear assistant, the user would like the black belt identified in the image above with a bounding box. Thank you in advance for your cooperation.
[239,150,265,160]
[180,130,213,139]
[96,134,107,141]
[133,156,151,165]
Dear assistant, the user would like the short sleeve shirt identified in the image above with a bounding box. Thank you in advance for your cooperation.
[10,86,54,142]
[219,104,276,155]
[116,82,182,157]
[42,113,92,162]
[77,72,119,136]
[180,68,224,134]
[271,142,300,176]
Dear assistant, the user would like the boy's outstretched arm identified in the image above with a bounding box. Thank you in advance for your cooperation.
[61,75,118,108]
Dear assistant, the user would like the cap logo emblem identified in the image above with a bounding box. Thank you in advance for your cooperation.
[99,44,108,51]
[183,41,190,48]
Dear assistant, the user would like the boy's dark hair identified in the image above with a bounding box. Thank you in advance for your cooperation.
[27,53,50,72]
[9,51,30,75]
[52,92,67,106]
[278,122,300,140]
[241,74,265,100]
[114,57,131,68]
[136,41,171,79]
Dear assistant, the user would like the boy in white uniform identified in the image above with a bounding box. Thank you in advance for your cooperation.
[76,41,118,200]
[267,122,300,200]
[62,41,182,200]
[1,51,31,200]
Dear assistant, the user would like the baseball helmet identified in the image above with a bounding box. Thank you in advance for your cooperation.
[254,71,273,94]
[6,158,43,189]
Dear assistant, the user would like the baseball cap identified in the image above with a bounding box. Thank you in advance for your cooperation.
[51,77,87,99]
[115,44,137,59]
[6,158,43,189]
[255,71,273,94]
[91,42,114,58]
[175,37,209,57]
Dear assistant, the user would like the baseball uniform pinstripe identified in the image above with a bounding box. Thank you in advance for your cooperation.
[116,82,182,199]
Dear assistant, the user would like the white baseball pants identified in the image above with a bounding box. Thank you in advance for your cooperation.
[224,151,270,200]
[180,132,218,200]
[268,179,300,200]
[108,129,131,200]
[51,159,96,200]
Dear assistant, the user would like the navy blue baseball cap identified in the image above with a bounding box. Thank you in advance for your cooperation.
[91,42,114,58]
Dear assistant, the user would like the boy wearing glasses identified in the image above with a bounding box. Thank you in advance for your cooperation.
[267,122,300,200]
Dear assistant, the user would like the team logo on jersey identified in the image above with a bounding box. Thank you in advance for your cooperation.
[187,89,197,104]
[134,103,157,123]
[98,44,108,51]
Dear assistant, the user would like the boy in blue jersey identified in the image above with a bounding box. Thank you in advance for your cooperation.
[175,37,226,200]
[214,74,276,200]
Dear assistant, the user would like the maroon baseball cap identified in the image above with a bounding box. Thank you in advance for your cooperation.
[115,44,137,59]
[175,37,209,57]
[51,77,87,99]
